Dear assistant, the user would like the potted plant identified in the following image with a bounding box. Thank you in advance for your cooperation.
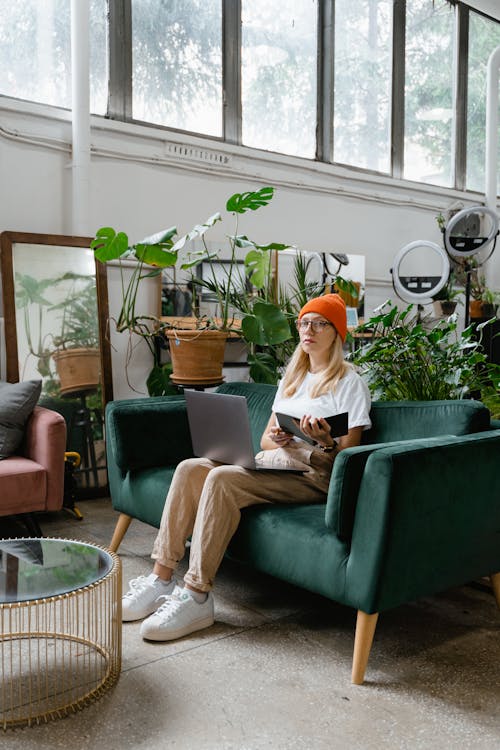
[431,271,462,317]
[49,274,101,395]
[349,301,500,401]
[469,272,499,320]
[14,270,100,395]
[91,187,293,392]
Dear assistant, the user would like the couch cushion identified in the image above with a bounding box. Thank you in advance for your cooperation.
[363,399,490,444]
[0,456,47,514]
[227,503,351,603]
[0,380,42,459]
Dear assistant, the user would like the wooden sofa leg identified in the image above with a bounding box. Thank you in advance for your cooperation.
[352,610,379,685]
[109,513,132,553]
[490,572,500,609]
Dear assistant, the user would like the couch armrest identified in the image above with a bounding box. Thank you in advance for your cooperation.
[325,435,455,540]
[105,396,193,472]
[23,406,66,511]
[345,429,500,614]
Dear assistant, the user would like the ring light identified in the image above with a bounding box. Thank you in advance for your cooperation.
[444,205,499,259]
[391,240,450,304]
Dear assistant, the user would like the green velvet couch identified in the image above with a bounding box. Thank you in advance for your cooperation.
[105,382,500,683]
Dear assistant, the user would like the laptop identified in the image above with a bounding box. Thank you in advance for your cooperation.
[184,390,305,472]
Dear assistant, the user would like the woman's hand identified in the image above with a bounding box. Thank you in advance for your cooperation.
[260,413,293,450]
[299,414,335,448]
[267,424,293,446]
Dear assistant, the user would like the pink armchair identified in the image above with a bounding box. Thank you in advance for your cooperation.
[0,406,67,535]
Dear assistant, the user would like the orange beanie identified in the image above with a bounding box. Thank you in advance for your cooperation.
[298,293,347,342]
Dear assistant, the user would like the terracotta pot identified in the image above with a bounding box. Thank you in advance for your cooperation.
[166,329,228,386]
[469,300,483,319]
[53,347,101,395]
[469,300,497,319]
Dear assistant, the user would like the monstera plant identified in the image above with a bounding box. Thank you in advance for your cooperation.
[91,187,294,394]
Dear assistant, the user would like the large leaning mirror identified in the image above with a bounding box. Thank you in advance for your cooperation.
[0,232,113,498]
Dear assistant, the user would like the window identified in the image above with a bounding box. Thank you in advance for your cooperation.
[131,0,223,137]
[241,0,317,158]
[2,1,500,196]
[333,0,393,173]
[467,11,500,195]
[0,0,107,114]
[89,0,108,116]
[404,0,455,187]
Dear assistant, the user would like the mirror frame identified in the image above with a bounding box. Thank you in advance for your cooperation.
[0,231,113,405]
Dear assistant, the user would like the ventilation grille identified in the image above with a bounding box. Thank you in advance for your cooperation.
[165,142,231,166]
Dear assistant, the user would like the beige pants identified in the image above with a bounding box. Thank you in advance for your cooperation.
[151,449,335,592]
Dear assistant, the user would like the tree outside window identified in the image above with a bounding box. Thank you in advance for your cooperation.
[132,0,222,137]
[0,0,107,114]
[241,0,317,158]
[333,0,392,173]
[404,0,454,187]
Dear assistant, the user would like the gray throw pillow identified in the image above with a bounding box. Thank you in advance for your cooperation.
[0,380,42,459]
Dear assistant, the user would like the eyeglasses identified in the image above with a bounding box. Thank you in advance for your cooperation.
[296,319,333,333]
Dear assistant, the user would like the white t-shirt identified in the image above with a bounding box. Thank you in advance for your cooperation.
[272,367,372,432]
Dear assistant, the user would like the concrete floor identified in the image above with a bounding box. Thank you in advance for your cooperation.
[1,497,500,749]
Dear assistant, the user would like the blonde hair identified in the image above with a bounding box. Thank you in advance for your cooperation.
[281,335,352,398]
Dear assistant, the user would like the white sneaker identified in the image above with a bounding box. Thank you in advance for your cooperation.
[122,574,177,622]
[140,587,215,641]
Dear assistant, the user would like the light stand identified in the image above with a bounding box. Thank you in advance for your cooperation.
[391,240,451,316]
[442,205,499,328]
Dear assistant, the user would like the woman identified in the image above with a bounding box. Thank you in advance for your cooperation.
[122,293,371,641]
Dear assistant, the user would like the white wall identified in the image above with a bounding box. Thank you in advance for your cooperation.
[1,97,498,395]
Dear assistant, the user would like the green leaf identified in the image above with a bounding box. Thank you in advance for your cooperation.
[241,301,291,346]
[334,276,359,298]
[232,235,290,253]
[139,226,177,246]
[171,213,221,253]
[232,235,255,248]
[180,249,219,271]
[226,187,274,214]
[140,268,163,279]
[244,249,268,288]
[135,243,178,268]
[146,363,178,397]
[247,351,281,384]
[91,227,130,262]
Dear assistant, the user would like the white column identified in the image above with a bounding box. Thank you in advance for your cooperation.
[71,0,91,236]
[485,46,500,212]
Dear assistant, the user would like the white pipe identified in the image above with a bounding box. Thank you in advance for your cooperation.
[484,45,500,288]
[485,45,500,212]
[71,0,91,236]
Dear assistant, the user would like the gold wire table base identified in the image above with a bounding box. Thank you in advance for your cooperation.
[1,544,122,730]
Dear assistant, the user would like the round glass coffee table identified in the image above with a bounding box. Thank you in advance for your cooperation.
[0,538,122,729]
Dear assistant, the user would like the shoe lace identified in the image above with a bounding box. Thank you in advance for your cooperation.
[124,576,151,600]
[155,591,185,619]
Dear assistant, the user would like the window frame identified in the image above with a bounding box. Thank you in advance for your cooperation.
[4,0,500,194]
